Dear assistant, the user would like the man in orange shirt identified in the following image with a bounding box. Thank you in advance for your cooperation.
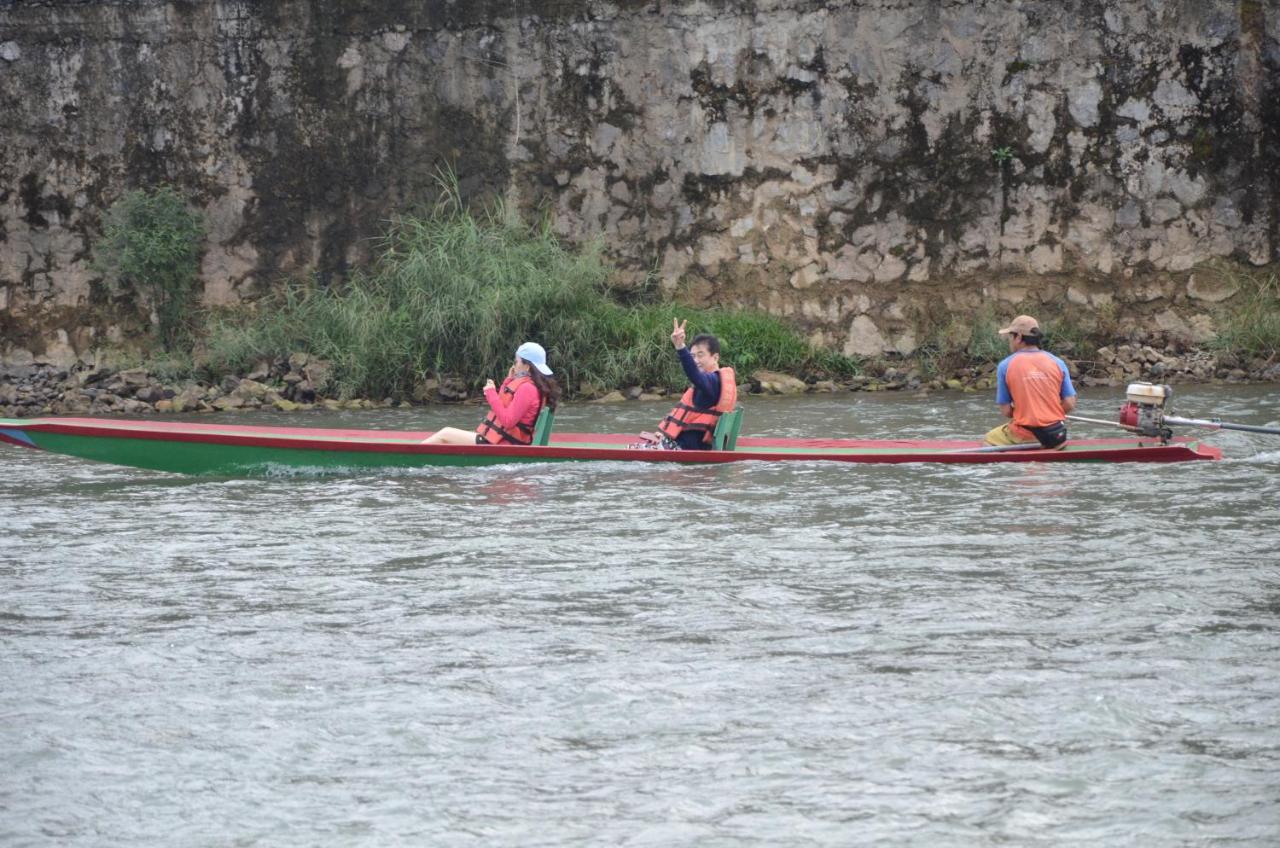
[984,314,1078,448]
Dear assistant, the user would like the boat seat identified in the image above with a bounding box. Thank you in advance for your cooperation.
[712,406,743,451]
[532,406,555,446]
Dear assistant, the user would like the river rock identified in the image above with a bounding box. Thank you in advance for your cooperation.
[117,368,150,387]
[135,385,167,404]
[233,379,271,400]
[302,360,331,390]
[411,378,439,403]
[1186,273,1239,303]
[245,360,272,381]
[437,377,468,402]
[752,370,808,394]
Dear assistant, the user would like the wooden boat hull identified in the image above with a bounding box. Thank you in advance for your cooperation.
[0,416,1221,476]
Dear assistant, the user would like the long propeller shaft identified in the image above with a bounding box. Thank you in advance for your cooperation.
[1067,412,1280,437]
[1164,416,1280,436]
[1067,414,1138,432]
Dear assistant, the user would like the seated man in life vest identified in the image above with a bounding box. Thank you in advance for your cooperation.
[422,342,560,445]
[633,318,737,450]
[984,314,1077,449]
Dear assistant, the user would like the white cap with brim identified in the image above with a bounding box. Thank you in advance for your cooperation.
[515,342,553,376]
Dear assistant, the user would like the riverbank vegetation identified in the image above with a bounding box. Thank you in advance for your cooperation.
[86,184,1279,409]
[1211,264,1280,362]
[92,187,205,351]
[199,191,860,400]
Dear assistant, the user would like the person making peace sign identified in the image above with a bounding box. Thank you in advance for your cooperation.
[634,318,737,450]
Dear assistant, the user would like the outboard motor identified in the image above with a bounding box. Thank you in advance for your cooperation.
[1119,382,1174,443]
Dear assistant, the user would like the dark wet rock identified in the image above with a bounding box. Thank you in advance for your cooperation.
[135,385,166,404]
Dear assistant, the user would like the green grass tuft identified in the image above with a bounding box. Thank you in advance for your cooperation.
[1210,265,1280,361]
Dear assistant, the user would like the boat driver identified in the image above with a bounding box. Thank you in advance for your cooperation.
[984,314,1077,449]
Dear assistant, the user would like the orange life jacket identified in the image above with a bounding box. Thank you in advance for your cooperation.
[475,375,541,445]
[658,367,737,447]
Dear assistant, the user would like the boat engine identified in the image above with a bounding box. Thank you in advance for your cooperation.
[1119,382,1174,443]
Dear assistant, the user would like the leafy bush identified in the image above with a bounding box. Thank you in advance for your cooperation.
[966,308,1013,363]
[93,187,206,350]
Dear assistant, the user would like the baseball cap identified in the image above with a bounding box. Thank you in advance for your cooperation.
[998,315,1040,336]
[515,342,553,375]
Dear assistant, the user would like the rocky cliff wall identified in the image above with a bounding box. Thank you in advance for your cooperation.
[1,0,1276,363]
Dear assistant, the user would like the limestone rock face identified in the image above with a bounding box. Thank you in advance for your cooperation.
[844,315,889,358]
[1,0,1275,359]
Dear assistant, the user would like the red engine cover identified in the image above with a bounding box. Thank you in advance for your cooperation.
[1119,401,1139,428]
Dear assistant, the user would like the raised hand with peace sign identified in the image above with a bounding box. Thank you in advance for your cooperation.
[670,317,688,350]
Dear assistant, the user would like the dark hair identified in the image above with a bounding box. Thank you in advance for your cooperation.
[522,360,562,411]
[1019,331,1044,347]
[689,333,721,355]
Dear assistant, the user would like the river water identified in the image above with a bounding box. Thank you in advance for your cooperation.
[2,385,1278,846]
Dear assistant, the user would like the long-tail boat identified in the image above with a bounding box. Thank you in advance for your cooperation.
[0,414,1221,476]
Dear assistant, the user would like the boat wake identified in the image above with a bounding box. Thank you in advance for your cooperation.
[1234,449,1280,465]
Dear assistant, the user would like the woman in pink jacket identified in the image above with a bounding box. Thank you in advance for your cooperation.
[422,342,560,445]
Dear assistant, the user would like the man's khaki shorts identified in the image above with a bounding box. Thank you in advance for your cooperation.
[983,422,1038,446]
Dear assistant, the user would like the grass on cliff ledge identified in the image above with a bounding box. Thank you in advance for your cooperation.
[1210,265,1280,362]
[202,199,859,399]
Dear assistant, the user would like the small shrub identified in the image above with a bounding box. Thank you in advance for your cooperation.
[1211,265,1280,360]
[1039,311,1097,358]
[909,305,1009,377]
[966,308,1011,363]
[93,187,206,351]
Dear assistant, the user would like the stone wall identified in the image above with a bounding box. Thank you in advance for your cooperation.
[1,0,1276,364]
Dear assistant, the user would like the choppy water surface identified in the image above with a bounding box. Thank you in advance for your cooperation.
[2,386,1278,846]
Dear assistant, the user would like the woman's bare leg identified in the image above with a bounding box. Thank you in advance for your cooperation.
[422,426,479,445]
